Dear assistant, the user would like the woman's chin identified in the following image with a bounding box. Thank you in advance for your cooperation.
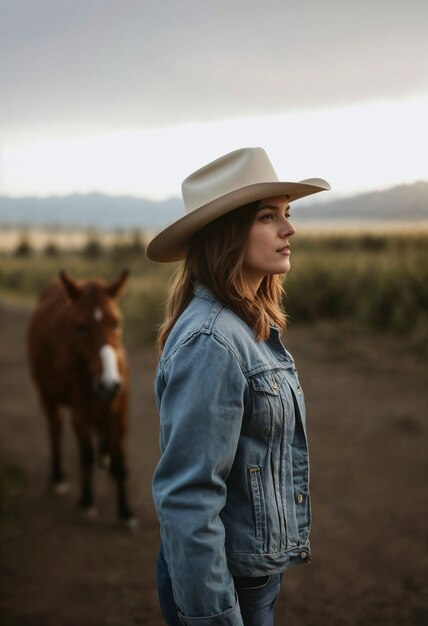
[275,260,291,275]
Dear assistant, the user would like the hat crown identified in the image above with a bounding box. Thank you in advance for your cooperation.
[182,147,279,214]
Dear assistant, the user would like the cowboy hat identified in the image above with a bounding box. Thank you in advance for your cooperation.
[146,147,330,262]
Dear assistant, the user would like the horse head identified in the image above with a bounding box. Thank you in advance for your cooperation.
[59,269,129,403]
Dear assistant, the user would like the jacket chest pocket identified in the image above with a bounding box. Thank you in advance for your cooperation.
[250,370,284,395]
[248,370,285,448]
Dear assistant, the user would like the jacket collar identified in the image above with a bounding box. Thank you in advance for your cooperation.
[193,283,216,302]
[193,283,294,362]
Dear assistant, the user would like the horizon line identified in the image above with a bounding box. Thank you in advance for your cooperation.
[1,178,427,203]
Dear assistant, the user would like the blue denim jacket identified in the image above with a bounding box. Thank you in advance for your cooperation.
[152,285,311,626]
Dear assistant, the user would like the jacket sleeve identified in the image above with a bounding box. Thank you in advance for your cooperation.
[152,331,247,626]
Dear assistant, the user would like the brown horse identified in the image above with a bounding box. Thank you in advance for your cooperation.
[27,269,136,527]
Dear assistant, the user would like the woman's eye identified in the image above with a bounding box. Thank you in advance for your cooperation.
[260,213,274,222]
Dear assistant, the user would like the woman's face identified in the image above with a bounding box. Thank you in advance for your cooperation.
[242,195,295,292]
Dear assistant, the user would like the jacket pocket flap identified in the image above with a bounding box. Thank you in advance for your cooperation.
[249,371,283,395]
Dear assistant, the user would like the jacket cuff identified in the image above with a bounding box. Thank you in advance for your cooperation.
[178,594,243,626]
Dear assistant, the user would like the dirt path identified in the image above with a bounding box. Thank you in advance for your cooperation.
[1,303,427,626]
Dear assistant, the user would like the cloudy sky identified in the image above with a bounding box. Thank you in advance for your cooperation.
[1,0,427,199]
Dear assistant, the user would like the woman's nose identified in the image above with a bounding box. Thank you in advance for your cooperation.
[279,217,296,238]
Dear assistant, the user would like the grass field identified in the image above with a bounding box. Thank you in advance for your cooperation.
[1,229,427,355]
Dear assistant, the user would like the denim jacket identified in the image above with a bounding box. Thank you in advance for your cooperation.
[152,285,311,626]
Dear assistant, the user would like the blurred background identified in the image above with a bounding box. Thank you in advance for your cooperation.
[1,1,427,625]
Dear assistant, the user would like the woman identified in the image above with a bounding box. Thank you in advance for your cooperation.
[146,147,330,626]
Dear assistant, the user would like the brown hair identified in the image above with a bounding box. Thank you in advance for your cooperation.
[158,201,287,351]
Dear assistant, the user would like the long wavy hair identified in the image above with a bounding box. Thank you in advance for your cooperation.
[157,200,287,351]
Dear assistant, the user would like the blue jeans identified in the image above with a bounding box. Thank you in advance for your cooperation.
[156,545,283,626]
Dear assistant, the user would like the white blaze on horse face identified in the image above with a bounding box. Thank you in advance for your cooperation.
[99,345,121,387]
[94,307,104,322]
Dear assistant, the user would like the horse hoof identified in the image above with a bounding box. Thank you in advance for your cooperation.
[80,506,98,520]
[97,454,111,470]
[116,516,139,532]
[53,481,69,496]
[125,516,139,532]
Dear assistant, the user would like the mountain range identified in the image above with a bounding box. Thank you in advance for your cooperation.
[0,181,427,231]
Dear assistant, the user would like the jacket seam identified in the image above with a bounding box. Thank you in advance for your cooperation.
[159,326,249,381]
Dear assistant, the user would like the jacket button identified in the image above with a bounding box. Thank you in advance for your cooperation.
[300,551,308,559]
[296,493,304,504]
[271,381,278,390]
[297,386,302,395]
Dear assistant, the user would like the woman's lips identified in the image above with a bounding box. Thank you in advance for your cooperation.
[277,246,291,256]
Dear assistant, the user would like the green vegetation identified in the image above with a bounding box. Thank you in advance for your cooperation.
[1,230,427,354]
[285,232,428,355]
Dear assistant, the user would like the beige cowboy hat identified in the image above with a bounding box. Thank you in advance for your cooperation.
[146,147,330,262]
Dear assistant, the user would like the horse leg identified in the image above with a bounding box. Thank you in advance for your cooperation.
[39,393,68,494]
[108,413,136,526]
[110,440,135,525]
[72,415,96,515]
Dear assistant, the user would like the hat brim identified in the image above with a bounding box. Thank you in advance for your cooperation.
[146,179,330,262]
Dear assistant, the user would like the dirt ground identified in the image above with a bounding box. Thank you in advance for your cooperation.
[1,302,427,626]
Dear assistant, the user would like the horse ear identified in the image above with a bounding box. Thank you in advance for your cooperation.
[106,269,130,298]
[59,270,81,301]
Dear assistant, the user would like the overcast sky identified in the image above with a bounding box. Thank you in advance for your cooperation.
[1,0,427,198]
